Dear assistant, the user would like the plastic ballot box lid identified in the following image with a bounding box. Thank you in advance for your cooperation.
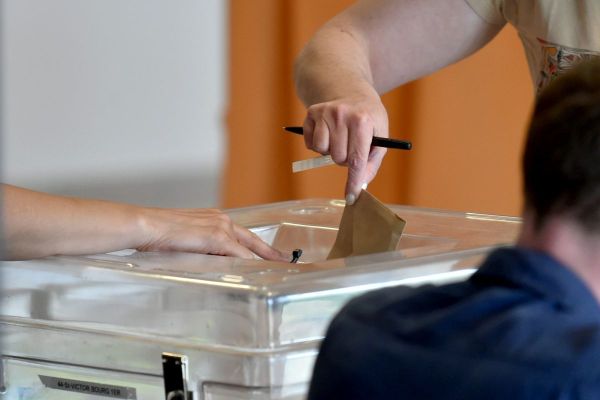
[0,199,520,393]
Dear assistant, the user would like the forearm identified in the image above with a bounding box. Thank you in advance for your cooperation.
[294,0,502,106]
[1,184,288,261]
[1,184,146,260]
[294,18,380,106]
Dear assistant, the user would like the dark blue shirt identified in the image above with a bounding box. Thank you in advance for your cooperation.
[308,247,600,400]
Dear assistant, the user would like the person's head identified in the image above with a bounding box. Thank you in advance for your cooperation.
[522,59,600,235]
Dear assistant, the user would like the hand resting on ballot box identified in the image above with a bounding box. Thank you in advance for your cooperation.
[0,184,288,261]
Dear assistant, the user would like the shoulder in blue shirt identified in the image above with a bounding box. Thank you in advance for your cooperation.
[308,247,600,400]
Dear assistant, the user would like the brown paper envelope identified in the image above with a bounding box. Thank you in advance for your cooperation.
[327,190,406,260]
[327,197,354,260]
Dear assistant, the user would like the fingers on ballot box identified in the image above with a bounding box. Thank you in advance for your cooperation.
[0,198,519,400]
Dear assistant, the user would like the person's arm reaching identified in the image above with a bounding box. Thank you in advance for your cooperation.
[0,184,287,261]
[294,0,503,204]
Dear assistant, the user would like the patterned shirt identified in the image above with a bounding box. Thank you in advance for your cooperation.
[466,0,600,92]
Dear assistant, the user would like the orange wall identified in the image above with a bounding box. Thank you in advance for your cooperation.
[225,0,533,217]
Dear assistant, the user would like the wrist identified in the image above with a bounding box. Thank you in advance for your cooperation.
[128,205,157,250]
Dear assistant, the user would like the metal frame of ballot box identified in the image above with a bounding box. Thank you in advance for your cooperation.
[0,199,520,400]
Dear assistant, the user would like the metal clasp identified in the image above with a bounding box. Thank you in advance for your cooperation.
[162,353,191,400]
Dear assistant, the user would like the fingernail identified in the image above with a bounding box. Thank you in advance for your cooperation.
[346,193,356,205]
[361,182,368,190]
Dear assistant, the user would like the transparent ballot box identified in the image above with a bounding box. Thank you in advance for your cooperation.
[0,199,520,399]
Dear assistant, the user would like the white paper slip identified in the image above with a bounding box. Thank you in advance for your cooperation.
[292,155,335,173]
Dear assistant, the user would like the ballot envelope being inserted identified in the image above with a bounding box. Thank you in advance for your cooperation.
[0,199,520,400]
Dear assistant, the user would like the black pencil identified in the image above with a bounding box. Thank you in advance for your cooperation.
[283,126,412,150]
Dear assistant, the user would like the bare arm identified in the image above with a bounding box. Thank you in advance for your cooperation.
[294,0,503,203]
[0,184,287,261]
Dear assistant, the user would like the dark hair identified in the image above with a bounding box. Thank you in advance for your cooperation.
[523,59,600,233]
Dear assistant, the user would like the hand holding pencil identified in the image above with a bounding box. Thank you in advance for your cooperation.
[286,96,411,204]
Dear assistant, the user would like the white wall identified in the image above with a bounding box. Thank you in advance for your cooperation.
[1,0,227,207]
